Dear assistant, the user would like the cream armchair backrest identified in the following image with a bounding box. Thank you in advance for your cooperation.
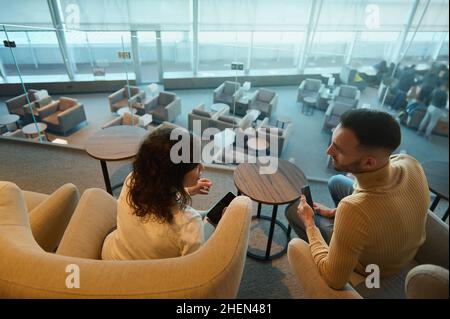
[0,182,252,298]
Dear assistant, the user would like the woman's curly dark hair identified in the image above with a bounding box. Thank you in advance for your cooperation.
[127,127,200,224]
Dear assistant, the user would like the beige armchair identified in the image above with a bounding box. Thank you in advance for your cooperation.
[0,182,252,298]
[144,91,181,124]
[288,210,449,299]
[333,85,360,108]
[249,88,278,119]
[213,81,243,107]
[0,181,79,253]
[39,97,87,135]
[108,85,145,113]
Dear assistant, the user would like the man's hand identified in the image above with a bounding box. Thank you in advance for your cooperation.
[313,202,336,219]
[187,178,213,196]
[297,195,316,229]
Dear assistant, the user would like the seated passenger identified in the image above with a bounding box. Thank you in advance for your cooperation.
[102,127,213,260]
[286,109,429,290]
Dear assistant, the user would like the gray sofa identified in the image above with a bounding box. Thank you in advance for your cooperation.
[213,81,243,107]
[144,91,181,124]
[288,210,449,299]
[40,97,87,136]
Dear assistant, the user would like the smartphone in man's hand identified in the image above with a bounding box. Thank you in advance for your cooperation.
[301,185,315,212]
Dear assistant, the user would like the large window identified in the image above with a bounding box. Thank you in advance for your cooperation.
[65,31,133,79]
[0,30,66,77]
[161,31,192,73]
[306,32,354,70]
[403,32,443,64]
[251,32,304,73]
[198,32,251,73]
[137,31,158,83]
[351,32,399,66]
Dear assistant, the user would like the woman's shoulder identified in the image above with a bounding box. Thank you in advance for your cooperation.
[173,206,202,225]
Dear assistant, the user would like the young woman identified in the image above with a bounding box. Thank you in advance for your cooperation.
[102,127,213,260]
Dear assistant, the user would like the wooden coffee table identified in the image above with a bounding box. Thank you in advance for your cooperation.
[422,161,449,221]
[85,126,148,195]
[234,160,307,260]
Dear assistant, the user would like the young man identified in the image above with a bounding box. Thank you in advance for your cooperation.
[286,109,429,290]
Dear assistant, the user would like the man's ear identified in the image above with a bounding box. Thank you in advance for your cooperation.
[362,156,378,170]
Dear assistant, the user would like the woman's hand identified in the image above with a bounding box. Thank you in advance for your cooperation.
[187,178,213,196]
[297,195,316,229]
[313,202,336,219]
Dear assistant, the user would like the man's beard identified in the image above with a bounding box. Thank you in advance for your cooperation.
[332,157,365,174]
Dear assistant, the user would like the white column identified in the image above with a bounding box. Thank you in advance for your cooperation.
[131,31,141,84]
[192,0,199,76]
[156,30,163,82]
[390,0,420,64]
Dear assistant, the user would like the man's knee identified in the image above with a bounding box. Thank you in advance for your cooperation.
[328,175,343,194]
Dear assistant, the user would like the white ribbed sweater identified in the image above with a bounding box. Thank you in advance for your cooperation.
[306,154,430,289]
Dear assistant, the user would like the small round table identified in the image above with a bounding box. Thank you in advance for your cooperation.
[117,107,137,116]
[234,160,307,260]
[247,137,268,153]
[85,126,148,195]
[22,122,48,140]
[302,96,316,116]
[276,116,291,129]
[0,114,20,131]
[422,161,449,221]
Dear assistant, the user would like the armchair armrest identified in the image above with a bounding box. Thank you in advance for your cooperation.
[288,238,362,299]
[101,116,123,129]
[405,264,449,299]
[165,97,182,122]
[249,90,258,104]
[269,94,278,113]
[37,101,59,118]
[232,88,243,100]
[56,188,117,259]
[299,80,306,91]
[355,90,361,102]
[108,89,125,104]
[214,83,225,97]
[27,183,79,252]
[144,95,159,112]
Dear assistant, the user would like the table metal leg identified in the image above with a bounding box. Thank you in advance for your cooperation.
[442,208,449,222]
[430,195,440,211]
[265,205,278,259]
[257,202,262,218]
[100,160,113,195]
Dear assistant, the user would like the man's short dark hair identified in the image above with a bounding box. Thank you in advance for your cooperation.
[340,109,401,152]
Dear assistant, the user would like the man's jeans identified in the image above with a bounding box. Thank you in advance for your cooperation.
[285,174,354,243]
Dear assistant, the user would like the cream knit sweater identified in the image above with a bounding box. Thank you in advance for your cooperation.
[306,154,429,289]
